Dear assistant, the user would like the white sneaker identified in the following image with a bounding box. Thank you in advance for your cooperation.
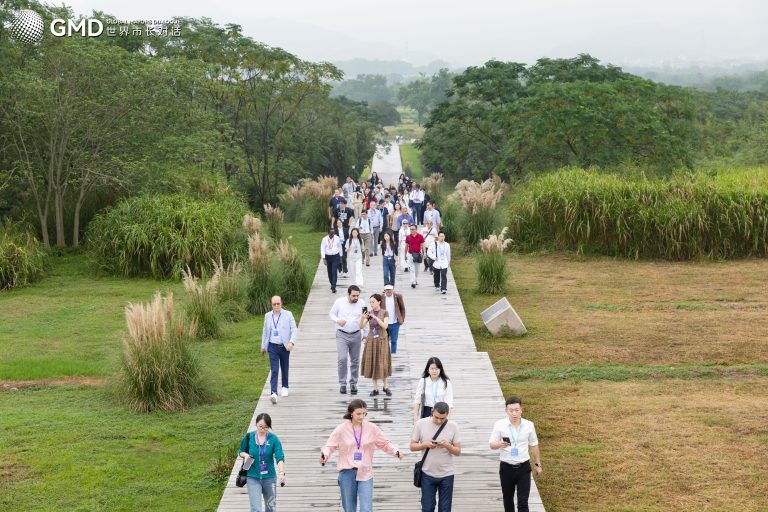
[281,387,289,397]
[270,393,278,404]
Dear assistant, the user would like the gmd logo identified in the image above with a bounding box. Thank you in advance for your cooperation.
[5,9,105,45]
[6,9,44,45]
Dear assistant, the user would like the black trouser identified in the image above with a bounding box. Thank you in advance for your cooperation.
[326,254,340,289]
[433,267,448,291]
[499,460,531,512]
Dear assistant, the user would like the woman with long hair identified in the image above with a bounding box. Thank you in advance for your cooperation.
[380,230,397,286]
[239,413,285,512]
[360,294,392,396]
[412,357,454,422]
[345,227,364,287]
[321,399,403,512]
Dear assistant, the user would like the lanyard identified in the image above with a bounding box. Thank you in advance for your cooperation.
[326,236,335,251]
[438,243,446,258]
[271,312,282,330]
[431,379,439,404]
[255,432,268,464]
[351,423,363,450]
[508,423,522,448]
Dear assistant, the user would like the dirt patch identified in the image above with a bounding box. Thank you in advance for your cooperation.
[0,377,103,392]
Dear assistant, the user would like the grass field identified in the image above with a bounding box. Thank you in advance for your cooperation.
[451,249,768,511]
[384,106,426,141]
[0,223,322,511]
[399,143,424,180]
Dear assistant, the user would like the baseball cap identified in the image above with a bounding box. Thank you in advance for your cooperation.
[384,284,394,290]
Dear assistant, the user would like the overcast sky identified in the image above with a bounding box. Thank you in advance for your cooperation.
[61,0,768,68]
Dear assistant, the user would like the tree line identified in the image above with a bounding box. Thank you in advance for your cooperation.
[0,2,385,248]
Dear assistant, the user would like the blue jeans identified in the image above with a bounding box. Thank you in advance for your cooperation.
[267,343,289,394]
[387,322,400,354]
[338,469,373,512]
[246,476,277,512]
[421,473,454,512]
[383,256,396,286]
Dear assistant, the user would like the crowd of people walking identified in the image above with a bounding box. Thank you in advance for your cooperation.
[244,170,542,512]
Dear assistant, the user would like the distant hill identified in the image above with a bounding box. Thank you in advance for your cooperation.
[332,58,455,82]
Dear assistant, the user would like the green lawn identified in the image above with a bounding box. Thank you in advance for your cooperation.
[0,222,322,511]
[399,143,424,180]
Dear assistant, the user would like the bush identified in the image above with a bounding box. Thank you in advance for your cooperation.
[0,222,46,290]
[213,257,248,322]
[439,200,463,244]
[181,266,221,339]
[451,176,508,252]
[246,233,276,315]
[509,167,768,259]
[86,194,248,279]
[280,176,337,231]
[477,228,513,294]
[264,204,285,242]
[277,240,309,305]
[422,172,446,208]
[118,292,209,413]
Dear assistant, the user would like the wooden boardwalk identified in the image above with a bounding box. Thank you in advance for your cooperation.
[218,144,545,511]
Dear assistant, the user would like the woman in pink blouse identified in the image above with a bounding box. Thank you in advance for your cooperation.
[320,399,404,511]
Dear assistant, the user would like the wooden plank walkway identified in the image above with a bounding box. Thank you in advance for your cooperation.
[218,144,545,511]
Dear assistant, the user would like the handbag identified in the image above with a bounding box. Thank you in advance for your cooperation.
[413,420,448,488]
[236,432,251,487]
[411,252,423,264]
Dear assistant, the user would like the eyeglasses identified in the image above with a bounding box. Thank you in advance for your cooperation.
[272,303,281,306]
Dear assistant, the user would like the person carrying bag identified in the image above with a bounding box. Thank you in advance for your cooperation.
[413,420,448,487]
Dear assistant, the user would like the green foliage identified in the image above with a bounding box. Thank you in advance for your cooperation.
[397,69,453,125]
[476,251,508,294]
[331,74,395,104]
[264,205,285,242]
[509,167,768,259]
[0,222,46,290]
[421,55,697,181]
[118,292,209,413]
[400,144,424,179]
[86,194,248,279]
[462,208,499,253]
[246,234,277,315]
[277,241,310,305]
[370,101,401,126]
[439,201,463,243]
[216,261,248,322]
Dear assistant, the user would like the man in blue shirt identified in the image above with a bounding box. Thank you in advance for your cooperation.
[261,295,298,404]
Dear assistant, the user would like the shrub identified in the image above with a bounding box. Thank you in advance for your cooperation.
[450,175,509,251]
[277,240,309,305]
[439,200,463,244]
[181,265,221,339]
[509,167,768,260]
[213,257,248,322]
[422,172,446,208]
[0,222,46,290]
[118,292,208,413]
[242,213,262,234]
[264,204,285,242]
[477,228,513,294]
[87,194,248,279]
[246,233,276,315]
[280,176,336,231]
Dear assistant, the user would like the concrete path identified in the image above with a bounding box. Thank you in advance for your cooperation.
[217,144,545,511]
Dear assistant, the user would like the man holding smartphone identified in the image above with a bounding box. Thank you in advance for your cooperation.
[410,402,461,512]
[489,396,542,512]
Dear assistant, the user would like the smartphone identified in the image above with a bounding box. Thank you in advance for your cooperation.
[502,437,511,444]
[243,456,255,470]
[362,307,368,314]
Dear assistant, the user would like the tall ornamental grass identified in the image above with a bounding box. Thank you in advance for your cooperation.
[264,204,285,242]
[118,292,209,413]
[477,228,513,294]
[439,200,463,244]
[450,175,508,252]
[242,213,262,234]
[509,167,768,259]
[280,176,337,231]
[0,222,46,290]
[246,233,276,315]
[422,172,446,208]
[213,257,248,322]
[86,194,248,279]
[277,240,309,305]
[181,265,221,339]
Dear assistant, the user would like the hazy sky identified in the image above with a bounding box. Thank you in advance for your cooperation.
[61,0,768,67]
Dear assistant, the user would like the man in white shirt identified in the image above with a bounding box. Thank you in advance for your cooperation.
[342,176,355,201]
[488,396,543,512]
[355,209,373,267]
[427,231,451,294]
[328,285,365,395]
[410,402,462,512]
[261,295,297,404]
[423,201,442,232]
[320,227,343,293]
[409,184,426,226]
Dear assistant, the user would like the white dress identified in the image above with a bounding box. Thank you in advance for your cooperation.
[346,238,364,286]
[397,226,409,268]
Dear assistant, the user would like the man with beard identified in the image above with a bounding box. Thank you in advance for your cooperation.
[328,285,365,395]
